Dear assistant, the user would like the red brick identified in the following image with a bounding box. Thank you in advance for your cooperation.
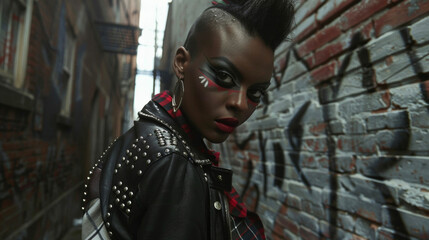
[341,0,390,31]
[304,138,329,152]
[317,0,359,25]
[311,42,345,68]
[374,0,429,36]
[351,20,375,41]
[311,60,338,84]
[294,16,320,43]
[274,53,287,74]
[299,226,319,240]
[276,215,299,235]
[302,155,315,167]
[271,233,284,240]
[309,122,328,136]
[297,24,342,56]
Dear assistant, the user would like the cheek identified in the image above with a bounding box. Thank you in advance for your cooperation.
[191,75,225,111]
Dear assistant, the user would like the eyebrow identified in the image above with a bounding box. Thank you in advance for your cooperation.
[207,56,243,80]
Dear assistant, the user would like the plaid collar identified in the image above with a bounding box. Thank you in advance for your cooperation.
[152,91,248,218]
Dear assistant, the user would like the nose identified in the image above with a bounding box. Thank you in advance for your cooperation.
[226,87,248,112]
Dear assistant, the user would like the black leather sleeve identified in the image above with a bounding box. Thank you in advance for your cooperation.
[133,153,210,240]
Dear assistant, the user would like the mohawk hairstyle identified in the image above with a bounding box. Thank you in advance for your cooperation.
[213,0,295,50]
[184,0,295,55]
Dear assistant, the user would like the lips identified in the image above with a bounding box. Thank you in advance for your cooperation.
[215,118,239,133]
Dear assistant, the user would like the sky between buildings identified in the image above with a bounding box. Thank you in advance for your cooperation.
[133,0,170,119]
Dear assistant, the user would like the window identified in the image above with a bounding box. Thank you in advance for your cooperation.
[0,0,32,88]
[59,26,76,117]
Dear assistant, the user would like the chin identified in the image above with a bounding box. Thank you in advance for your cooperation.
[205,132,230,144]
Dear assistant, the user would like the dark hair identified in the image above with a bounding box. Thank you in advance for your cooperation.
[184,0,295,55]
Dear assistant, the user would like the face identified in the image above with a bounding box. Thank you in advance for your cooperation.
[176,22,274,143]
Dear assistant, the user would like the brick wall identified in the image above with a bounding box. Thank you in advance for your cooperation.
[214,0,429,239]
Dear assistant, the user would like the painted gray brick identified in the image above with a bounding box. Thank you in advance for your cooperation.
[356,156,429,185]
[410,15,429,45]
[322,189,382,223]
[376,129,410,151]
[381,206,429,239]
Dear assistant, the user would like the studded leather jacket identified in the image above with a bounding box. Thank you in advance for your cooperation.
[83,100,233,240]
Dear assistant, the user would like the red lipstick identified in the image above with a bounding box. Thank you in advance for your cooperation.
[215,118,239,133]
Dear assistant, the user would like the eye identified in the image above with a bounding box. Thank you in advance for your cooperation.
[247,89,266,103]
[216,71,234,85]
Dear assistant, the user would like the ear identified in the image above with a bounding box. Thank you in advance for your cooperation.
[173,46,190,79]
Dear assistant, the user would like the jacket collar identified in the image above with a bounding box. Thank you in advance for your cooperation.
[141,91,248,218]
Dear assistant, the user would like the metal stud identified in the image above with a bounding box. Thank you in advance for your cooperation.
[214,201,222,210]
[165,149,170,153]
[122,195,127,200]
[138,170,143,175]
[117,163,121,168]
[116,190,120,195]
[126,209,131,214]
[129,192,134,197]
[109,231,113,236]
[118,181,123,186]
[107,222,110,227]
[140,136,144,139]
[142,152,147,157]
[107,212,111,217]
[115,169,118,174]
[120,203,125,208]
[115,198,120,203]
[109,204,113,209]
[138,148,141,152]
[145,145,150,149]
[147,159,151,164]
[131,165,135,169]
[218,175,223,181]
[127,201,132,206]
[82,207,85,211]
[84,192,87,196]
[134,156,138,161]
[124,187,128,191]
[157,152,162,158]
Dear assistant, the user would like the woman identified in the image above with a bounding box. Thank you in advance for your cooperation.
[82,0,294,239]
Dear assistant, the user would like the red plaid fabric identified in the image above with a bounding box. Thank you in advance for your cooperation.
[152,91,265,239]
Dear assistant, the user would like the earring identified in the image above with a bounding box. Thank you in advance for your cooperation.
[172,78,184,112]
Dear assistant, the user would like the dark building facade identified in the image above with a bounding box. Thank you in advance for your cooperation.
[0,0,140,239]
